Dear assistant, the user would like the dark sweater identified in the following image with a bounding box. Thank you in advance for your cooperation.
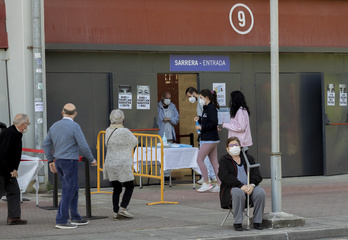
[198,102,219,141]
[0,125,23,180]
[218,153,262,209]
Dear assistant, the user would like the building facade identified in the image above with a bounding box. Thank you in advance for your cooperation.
[1,0,348,186]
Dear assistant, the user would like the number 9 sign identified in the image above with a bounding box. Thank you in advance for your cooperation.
[229,3,254,35]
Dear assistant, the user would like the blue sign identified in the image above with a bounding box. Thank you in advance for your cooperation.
[170,55,230,72]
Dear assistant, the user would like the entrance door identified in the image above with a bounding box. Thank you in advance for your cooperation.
[322,73,348,175]
[256,73,323,177]
[157,73,199,144]
[46,72,112,187]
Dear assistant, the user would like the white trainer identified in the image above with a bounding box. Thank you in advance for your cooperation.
[118,208,134,219]
[197,183,213,192]
[210,177,217,182]
[210,185,220,192]
[197,178,210,185]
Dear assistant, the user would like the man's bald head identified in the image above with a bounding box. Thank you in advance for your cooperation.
[162,91,171,100]
[62,103,77,116]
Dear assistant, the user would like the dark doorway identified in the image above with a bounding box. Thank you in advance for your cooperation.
[157,74,180,142]
[322,73,348,175]
[46,72,112,187]
[256,73,323,177]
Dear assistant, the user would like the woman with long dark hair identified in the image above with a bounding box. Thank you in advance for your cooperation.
[222,91,252,148]
[194,89,221,192]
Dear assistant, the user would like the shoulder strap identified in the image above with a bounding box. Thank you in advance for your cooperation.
[106,128,117,148]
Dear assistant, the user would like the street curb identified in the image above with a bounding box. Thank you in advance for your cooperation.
[214,226,348,240]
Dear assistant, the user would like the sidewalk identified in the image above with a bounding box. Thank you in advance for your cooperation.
[1,174,348,240]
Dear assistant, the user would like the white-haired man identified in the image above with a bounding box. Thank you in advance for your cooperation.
[0,114,30,225]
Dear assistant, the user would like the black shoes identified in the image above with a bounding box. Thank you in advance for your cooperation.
[7,217,28,225]
[233,223,263,231]
[253,223,263,230]
[233,223,243,231]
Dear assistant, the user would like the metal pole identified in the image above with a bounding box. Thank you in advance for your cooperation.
[32,0,44,181]
[270,0,282,212]
[53,172,58,208]
[83,157,92,218]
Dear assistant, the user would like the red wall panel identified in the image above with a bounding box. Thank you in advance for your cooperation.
[0,0,8,49]
[44,0,348,48]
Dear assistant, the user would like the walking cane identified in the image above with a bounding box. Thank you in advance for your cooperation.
[242,147,260,230]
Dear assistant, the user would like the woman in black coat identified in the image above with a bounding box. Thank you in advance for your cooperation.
[194,89,221,193]
[218,136,265,231]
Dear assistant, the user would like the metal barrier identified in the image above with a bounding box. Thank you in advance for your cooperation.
[93,130,178,205]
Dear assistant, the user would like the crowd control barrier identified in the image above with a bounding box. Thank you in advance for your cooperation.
[94,130,178,205]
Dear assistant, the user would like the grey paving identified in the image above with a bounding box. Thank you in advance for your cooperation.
[1,174,348,239]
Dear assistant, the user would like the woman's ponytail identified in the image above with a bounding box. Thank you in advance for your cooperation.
[200,89,220,109]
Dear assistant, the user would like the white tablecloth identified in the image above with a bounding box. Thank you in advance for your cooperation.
[133,147,200,174]
[17,154,44,205]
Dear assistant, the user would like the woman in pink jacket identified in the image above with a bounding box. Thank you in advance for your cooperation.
[222,91,252,148]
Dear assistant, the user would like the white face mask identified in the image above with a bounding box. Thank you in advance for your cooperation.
[188,96,196,103]
[199,98,205,106]
[229,146,241,156]
[23,125,29,133]
[163,99,171,105]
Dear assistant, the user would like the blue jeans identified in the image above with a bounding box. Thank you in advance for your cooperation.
[55,160,81,224]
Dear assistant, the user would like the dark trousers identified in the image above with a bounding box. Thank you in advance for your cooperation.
[3,177,21,218]
[111,180,134,213]
[55,160,81,224]
[0,175,5,198]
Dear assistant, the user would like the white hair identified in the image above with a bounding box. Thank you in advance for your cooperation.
[109,109,124,124]
[13,114,29,125]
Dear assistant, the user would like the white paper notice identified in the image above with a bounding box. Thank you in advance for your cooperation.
[213,83,226,106]
[218,108,230,124]
[327,83,335,106]
[137,85,150,110]
[118,85,132,109]
[339,84,347,106]
[35,102,43,112]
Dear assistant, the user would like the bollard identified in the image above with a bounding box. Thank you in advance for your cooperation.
[53,172,58,208]
[39,165,58,210]
[82,157,92,218]
[82,157,108,220]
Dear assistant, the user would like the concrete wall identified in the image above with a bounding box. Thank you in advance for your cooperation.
[4,0,46,148]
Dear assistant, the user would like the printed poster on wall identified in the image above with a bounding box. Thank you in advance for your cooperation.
[213,83,226,106]
[327,83,335,106]
[137,85,150,110]
[118,85,132,109]
[339,84,347,106]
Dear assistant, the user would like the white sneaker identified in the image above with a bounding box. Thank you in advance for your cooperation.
[118,208,134,219]
[210,185,220,192]
[55,223,77,229]
[197,183,213,192]
[210,177,217,182]
[197,178,210,185]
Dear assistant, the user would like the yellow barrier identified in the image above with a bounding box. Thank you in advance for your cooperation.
[92,130,178,205]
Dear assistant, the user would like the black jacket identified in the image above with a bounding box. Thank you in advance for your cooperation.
[0,125,23,180]
[218,153,262,209]
[198,102,219,141]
